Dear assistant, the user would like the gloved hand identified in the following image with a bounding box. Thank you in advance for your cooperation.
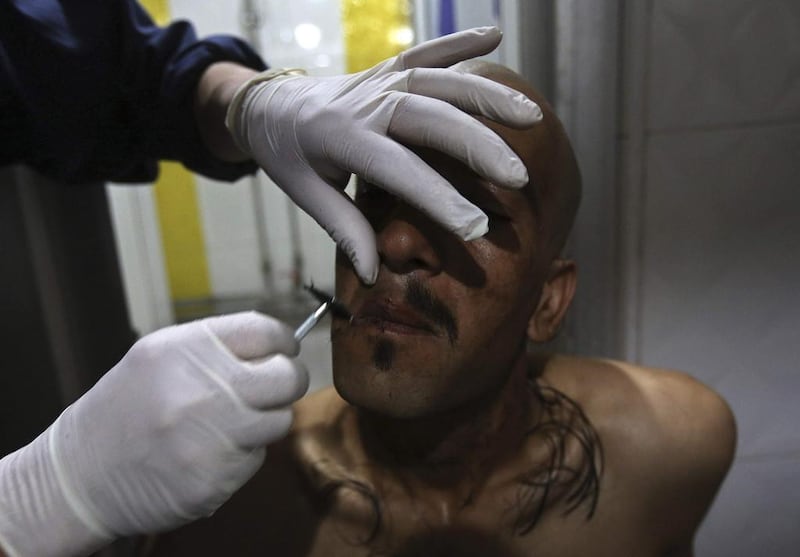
[0,312,308,557]
[225,26,543,284]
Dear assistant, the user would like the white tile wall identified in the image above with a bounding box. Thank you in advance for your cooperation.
[640,124,800,458]
[648,1,800,132]
[196,175,265,297]
[696,457,800,557]
[620,1,800,553]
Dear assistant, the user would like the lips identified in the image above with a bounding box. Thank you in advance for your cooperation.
[354,299,437,336]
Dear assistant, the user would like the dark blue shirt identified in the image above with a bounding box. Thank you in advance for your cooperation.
[0,0,267,184]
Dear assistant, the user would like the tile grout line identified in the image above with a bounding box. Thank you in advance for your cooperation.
[646,116,800,137]
[736,451,800,464]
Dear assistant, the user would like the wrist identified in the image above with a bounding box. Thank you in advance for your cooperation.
[0,423,112,557]
[194,62,261,162]
[223,67,308,155]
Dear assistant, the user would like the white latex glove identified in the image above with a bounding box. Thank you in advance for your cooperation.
[0,312,307,557]
[226,26,543,284]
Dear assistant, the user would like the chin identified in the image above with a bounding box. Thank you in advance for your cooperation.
[331,332,487,419]
[332,334,437,416]
[334,377,421,419]
[332,365,451,420]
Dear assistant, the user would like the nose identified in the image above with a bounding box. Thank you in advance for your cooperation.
[376,202,443,276]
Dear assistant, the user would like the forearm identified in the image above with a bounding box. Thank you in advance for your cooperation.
[193,62,259,162]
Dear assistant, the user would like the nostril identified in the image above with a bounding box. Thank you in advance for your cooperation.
[377,223,442,276]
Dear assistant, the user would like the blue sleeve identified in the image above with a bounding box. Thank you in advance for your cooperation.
[0,0,267,184]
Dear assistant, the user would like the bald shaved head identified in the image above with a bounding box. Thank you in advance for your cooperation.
[452,60,582,259]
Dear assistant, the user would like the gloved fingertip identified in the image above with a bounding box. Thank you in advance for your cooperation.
[357,264,379,286]
[458,212,489,241]
[287,337,302,358]
[523,97,544,123]
[504,157,529,189]
[472,26,502,47]
[475,25,501,37]
[344,243,378,285]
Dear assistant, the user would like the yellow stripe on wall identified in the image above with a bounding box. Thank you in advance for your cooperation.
[140,0,211,301]
[342,0,413,72]
[153,162,211,300]
[141,0,170,25]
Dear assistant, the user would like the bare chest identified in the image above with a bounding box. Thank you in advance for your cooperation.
[300,517,669,557]
[298,481,667,557]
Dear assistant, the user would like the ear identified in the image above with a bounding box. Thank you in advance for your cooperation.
[527,259,577,343]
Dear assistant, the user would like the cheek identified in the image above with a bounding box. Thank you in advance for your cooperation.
[455,243,539,345]
[471,235,536,296]
[455,291,525,359]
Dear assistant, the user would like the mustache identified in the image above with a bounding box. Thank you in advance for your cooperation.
[405,279,458,344]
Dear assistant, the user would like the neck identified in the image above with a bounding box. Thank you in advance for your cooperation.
[353,352,537,494]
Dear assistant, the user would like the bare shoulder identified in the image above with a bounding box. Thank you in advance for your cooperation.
[611,358,736,458]
[541,355,736,467]
[540,355,736,547]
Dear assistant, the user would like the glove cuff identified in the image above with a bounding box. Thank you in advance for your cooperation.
[224,67,308,152]
[0,421,113,557]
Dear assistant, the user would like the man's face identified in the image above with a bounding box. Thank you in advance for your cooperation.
[332,138,548,419]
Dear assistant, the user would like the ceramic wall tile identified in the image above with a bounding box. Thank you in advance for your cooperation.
[696,457,800,557]
[648,0,800,131]
[637,124,800,457]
